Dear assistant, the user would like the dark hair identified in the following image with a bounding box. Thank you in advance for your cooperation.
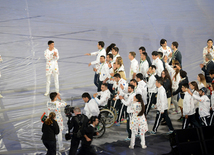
[182,83,189,89]
[82,92,91,100]
[180,70,187,78]
[128,84,135,90]
[139,46,146,52]
[157,52,163,58]
[141,52,147,57]
[172,41,179,48]
[113,73,121,78]
[190,81,199,92]
[162,69,172,94]
[209,69,214,75]
[45,112,56,125]
[207,39,213,43]
[107,54,113,59]
[48,40,54,45]
[100,55,105,59]
[101,83,108,87]
[112,47,119,53]
[50,92,57,101]
[98,41,105,48]
[160,39,167,46]
[135,94,145,117]
[156,79,163,85]
[130,79,138,85]
[106,43,116,54]
[90,116,98,123]
[136,73,143,80]
[152,51,158,56]
[150,65,156,70]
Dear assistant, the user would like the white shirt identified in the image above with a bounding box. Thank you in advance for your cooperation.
[165,63,180,90]
[211,91,214,111]
[192,94,210,117]
[152,58,164,77]
[121,92,136,113]
[84,99,100,119]
[90,48,106,70]
[192,90,199,109]
[115,78,128,100]
[129,58,139,79]
[112,54,120,63]
[156,86,168,113]
[158,46,172,57]
[94,89,111,106]
[107,68,114,84]
[44,48,59,76]
[203,46,214,63]
[137,80,147,105]
[147,74,157,93]
[139,59,149,79]
[98,62,110,81]
[198,83,205,89]
[183,92,195,116]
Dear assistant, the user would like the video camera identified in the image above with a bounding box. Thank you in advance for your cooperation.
[64,105,75,118]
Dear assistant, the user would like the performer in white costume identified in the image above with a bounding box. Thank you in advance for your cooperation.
[44,40,59,96]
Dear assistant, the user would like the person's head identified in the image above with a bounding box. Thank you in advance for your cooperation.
[129,52,136,60]
[107,54,113,62]
[48,40,54,49]
[180,70,187,78]
[209,70,214,79]
[189,81,199,92]
[161,69,170,80]
[149,65,156,74]
[152,51,158,60]
[45,112,56,125]
[171,41,179,50]
[101,83,108,92]
[197,73,206,87]
[112,47,119,56]
[116,56,123,68]
[181,83,189,92]
[50,92,58,101]
[73,107,81,115]
[113,73,121,82]
[139,46,146,54]
[82,92,91,103]
[113,62,117,70]
[156,79,163,88]
[157,52,163,59]
[128,84,135,93]
[207,39,213,48]
[134,94,145,116]
[141,52,147,60]
[205,53,212,62]
[97,41,105,49]
[199,87,207,96]
[100,55,105,63]
[106,43,116,54]
[160,39,167,47]
[211,82,214,91]
[136,73,143,82]
[130,79,138,87]
[90,116,99,126]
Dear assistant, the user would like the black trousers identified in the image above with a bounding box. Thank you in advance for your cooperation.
[116,101,126,123]
[97,80,103,92]
[127,113,132,138]
[210,110,214,126]
[195,108,200,125]
[152,110,174,132]
[182,114,200,129]
[94,73,99,88]
[200,115,210,126]
[77,145,97,155]
[42,140,56,155]
[145,93,157,116]
[69,136,81,155]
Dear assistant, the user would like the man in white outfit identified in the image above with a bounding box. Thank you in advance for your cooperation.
[129,52,139,79]
[152,51,164,77]
[44,40,59,96]
[85,41,106,88]
[139,52,149,81]
[93,83,111,106]
[136,73,147,105]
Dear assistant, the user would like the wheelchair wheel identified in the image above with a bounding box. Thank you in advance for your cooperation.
[100,109,115,128]
[94,118,105,138]
[109,106,117,122]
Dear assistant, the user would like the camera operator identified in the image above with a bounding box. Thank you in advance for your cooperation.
[67,107,88,155]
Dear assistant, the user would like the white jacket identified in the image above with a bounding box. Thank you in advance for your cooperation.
[183,92,195,116]
[137,80,147,105]
[98,62,110,81]
[152,58,164,77]
[203,46,214,63]
[139,59,149,79]
[84,99,100,119]
[112,54,120,63]
[130,58,139,79]
[165,63,180,90]
[90,48,106,70]
[121,92,136,113]
[44,48,59,76]
[94,89,111,106]
[115,78,128,100]
[192,90,199,109]
[192,94,210,117]
[156,86,168,113]
[158,46,172,57]
[211,91,214,111]
[147,74,157,93]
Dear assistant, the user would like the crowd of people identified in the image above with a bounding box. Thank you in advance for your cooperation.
[41,39,214,154]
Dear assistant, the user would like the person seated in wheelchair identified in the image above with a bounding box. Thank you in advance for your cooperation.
[82,92,100,119]
[93,83,111,108]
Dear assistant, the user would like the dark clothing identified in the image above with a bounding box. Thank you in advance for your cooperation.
[169,50,182,66]
[202,60,214,83]
[42,140,56,155]
[81,124,96,147]
[94,73,99,88]
[69,136,81,155]
[146,93,157,115]
[173,77,189,99]
[77,145,97,155]
[146,55,152,67]
[182,114,200,129]
[127,114,132,138]
[41,119,59,141]
[97,80,103,92]
[154,75,172,98]
[200,116,210,126]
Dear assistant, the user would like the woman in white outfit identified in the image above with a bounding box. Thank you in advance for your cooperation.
[129,94,148,149]
[197,73,206,89]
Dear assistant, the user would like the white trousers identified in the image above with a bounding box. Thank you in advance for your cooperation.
[57,130,63,149]
[130,133,145,147]
[46,72,59,93]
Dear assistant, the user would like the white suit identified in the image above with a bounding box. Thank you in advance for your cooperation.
[94,89,111,106]
[84,99,100,119]
[152,58,164,77]
[44,48,59,93]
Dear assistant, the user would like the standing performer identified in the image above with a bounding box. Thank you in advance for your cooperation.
[158,39,172,59]
[139,52,149,81]
[129,52,139,79]
[44,40,59,96]
[203,39,214,63]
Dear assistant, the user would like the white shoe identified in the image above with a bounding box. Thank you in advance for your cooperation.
[44,93,49,96]
[0,94,3,98]
[129,146,134,149]
[142,145,147,149]
[59,147,65,151]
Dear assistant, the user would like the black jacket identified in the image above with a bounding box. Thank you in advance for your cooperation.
[202,61,214,83]
[81,124,96,147]
[169,50,182,66]
[41,119,59,141]
[173,77,189,99]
